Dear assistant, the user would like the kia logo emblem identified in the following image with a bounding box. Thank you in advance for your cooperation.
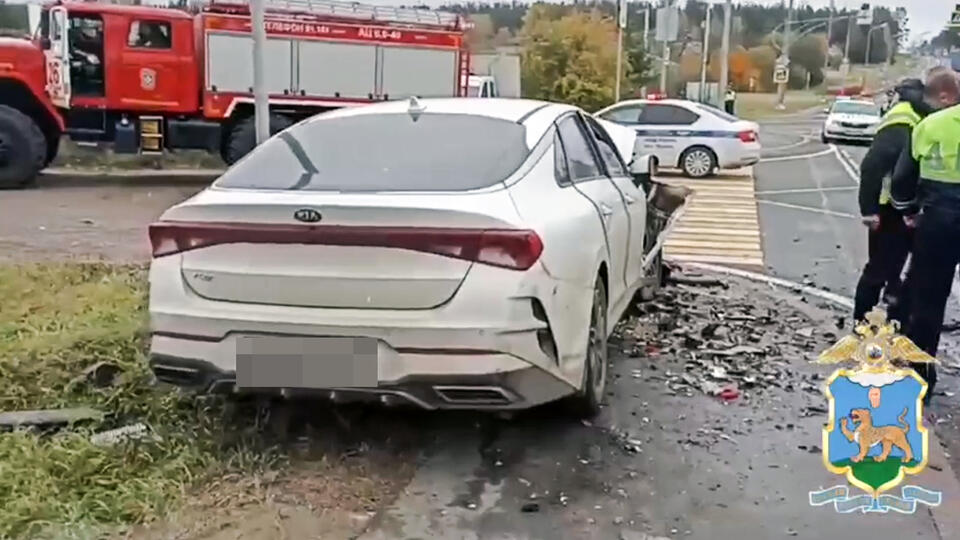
[294,209,322,223]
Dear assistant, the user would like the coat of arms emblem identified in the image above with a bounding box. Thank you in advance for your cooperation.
[809,307,943,513]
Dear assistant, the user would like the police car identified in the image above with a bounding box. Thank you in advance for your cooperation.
[821,99,882,144]
[595,99,761,178]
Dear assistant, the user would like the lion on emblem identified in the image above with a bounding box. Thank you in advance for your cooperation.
[840,407,913,463]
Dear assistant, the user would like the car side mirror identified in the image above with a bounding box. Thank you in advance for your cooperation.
[40,37,51,50]
[629,144,654,190]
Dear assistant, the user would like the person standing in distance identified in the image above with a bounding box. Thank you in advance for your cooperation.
[890,68,960,404]
[853,79,928,326]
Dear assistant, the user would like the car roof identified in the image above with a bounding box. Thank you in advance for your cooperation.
[833,99,875,106]
[599,98,703,110]
[304,98,580,146]
[319,98,562,122]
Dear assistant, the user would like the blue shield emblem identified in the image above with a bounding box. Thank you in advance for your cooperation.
[809,308,942,513]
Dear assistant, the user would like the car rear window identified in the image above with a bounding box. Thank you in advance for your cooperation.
[696,104,738,122]
[215,113,530,192]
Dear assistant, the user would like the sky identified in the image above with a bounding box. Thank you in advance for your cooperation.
[796,0,953,42]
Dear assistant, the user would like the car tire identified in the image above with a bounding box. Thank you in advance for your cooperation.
[223,113,294,165]
[680,146,717,178]
[568,277,608,418]
[821,132,831,144]
[0,105,47,189]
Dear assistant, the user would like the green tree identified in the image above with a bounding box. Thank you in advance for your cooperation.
[520,6,622,111]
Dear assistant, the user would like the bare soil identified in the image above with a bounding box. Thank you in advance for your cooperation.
[0,177,204,262]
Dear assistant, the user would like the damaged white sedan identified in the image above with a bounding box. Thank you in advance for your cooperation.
[148,98,684,416]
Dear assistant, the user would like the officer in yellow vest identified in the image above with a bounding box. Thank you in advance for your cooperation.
[890,68,960,403]
[853,79,926,325]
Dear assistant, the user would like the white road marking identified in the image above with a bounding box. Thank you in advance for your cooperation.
[756,186,857,196]
[758,148,834,163]
[680,261,854,309]
[832,144,860,185]
[663,174,764,269]
[757,199,857,219]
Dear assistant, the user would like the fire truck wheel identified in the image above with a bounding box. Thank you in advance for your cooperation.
[0,105,46,189]
[223,113,294,165]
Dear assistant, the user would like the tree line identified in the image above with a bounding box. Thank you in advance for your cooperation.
[448,1,909,109]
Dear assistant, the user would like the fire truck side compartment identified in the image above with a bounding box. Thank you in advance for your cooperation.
[166,118,221,152]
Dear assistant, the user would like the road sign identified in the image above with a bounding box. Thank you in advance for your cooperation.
[951,5,960,28]
[618,0,627,29]
[857,3,873,26]
[773,66,789,84]
[655,6,680,42]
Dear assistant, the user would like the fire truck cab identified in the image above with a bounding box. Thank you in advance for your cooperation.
[0,0,470,188]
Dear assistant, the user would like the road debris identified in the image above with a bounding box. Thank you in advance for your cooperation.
[0,407,104,429]
[90,423,160,446]
[616,280,820,400]
[69,361,122,388]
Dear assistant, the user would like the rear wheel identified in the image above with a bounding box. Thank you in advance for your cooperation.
[568,278,608,418]
[680,146,717,178]
[222,113,294,165]
[0,105,46,189]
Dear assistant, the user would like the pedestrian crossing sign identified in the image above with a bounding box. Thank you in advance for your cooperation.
[951,8,960,28]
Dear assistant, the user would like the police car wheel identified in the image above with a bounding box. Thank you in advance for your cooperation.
[680,147,716,178]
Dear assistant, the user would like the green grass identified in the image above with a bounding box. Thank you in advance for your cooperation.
[0,264,279,539]
[735,91,827,121]
[832,457,919,490]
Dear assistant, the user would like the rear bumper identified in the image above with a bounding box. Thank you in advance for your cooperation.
[719,143,761,169]
[150,353,573,410]
[148,255,587,410]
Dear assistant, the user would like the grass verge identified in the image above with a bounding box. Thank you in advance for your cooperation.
[735,91,826,121]
[0,263,277,538]
[0,263,416,539]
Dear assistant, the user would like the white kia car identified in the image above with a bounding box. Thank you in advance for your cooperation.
[595,99,761,178]
[821,99,881,144]
[148,98,660,416]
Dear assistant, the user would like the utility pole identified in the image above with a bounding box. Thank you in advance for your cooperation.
[718,0,732,103]
[251,0,269,145]
[842,14,853,77]
[825,0,834,72]
[699,3,712,103]
[615,0,625,102]
[660,0,672,94]
[775,0,794,109]
[643,6,650,47]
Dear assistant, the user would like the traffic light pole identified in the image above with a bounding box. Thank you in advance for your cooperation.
[718,0,732,97]
[775,0,794,110]
[251,0,269,145]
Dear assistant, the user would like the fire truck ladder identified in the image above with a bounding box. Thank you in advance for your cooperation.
[208,0,463,29]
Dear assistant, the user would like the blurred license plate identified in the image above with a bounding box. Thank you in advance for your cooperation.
[235,336,378,388]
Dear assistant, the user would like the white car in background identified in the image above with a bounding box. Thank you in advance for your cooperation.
[148,98,662,417]
[821,99,881,144]
[595,99,761,178]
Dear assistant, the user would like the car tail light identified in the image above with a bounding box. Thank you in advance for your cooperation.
[148,222,543,271]
[737,130,758,143]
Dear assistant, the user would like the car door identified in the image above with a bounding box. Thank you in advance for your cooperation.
[555,114,630,311]
[583,116,647,293]
[598,103,656,154]
[636,103,701,167]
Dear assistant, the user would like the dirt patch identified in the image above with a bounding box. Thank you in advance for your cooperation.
[0,180,203,263]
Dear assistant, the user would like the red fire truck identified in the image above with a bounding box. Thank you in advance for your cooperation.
[0,0,469,188]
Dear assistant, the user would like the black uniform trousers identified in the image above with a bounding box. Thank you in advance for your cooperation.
[853,205,913,324]
[905,207,960,400]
